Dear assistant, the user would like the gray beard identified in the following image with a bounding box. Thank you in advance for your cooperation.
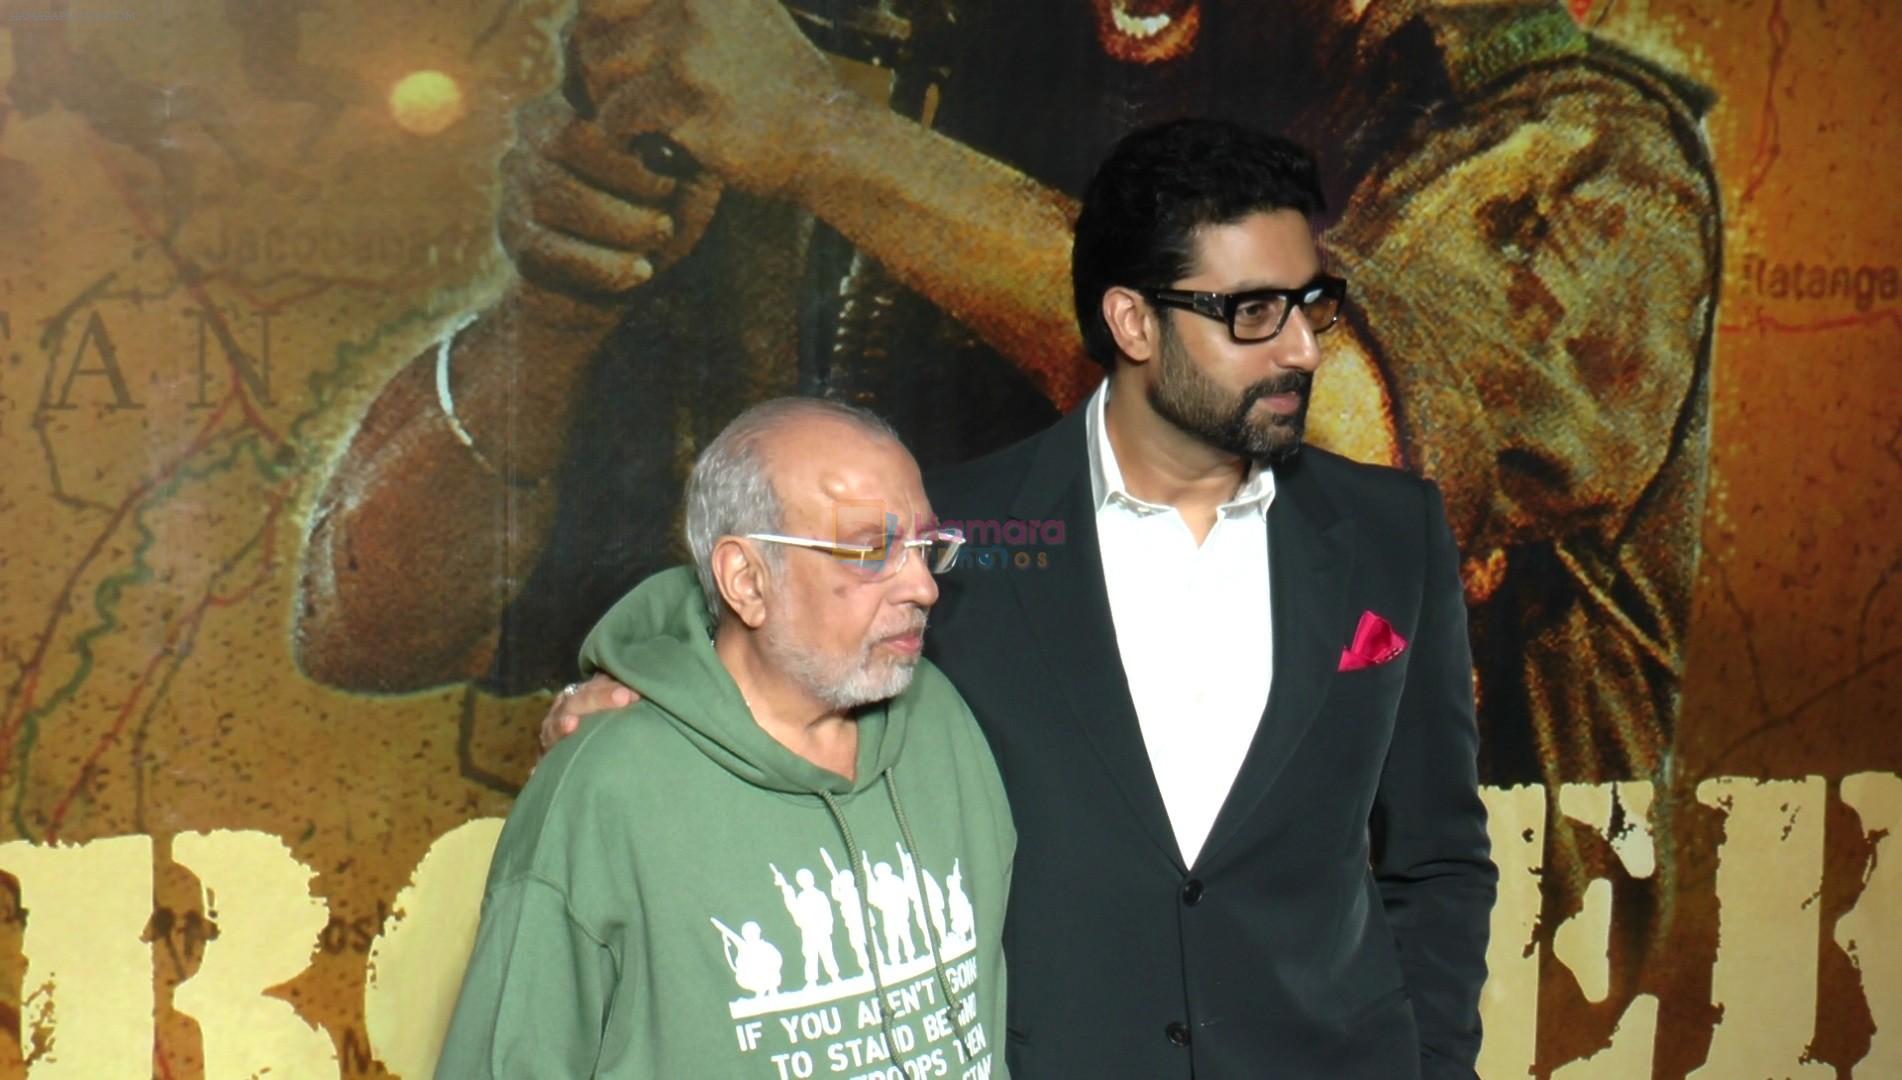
[760,617,920,712]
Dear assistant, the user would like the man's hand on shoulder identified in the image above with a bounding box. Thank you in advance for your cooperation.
[539,673,640,753]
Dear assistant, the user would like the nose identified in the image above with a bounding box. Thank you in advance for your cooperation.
[889,544,940,609]
[1276,307,1324,372]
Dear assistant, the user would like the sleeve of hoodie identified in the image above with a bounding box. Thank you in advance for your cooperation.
[436,735,624,1079]
[580,566,712,679]
[434,875,619,1079]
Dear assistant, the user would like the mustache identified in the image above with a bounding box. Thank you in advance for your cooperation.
[874,607,930,641]
[1240,371,1313,409]
[1232,370,1308,412]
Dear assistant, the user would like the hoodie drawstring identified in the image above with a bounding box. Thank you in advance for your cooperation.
[820,772,980,1071]
[818,789,901,1058]
[883,770,977,1064]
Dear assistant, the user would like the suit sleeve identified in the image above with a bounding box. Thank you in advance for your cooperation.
[434,876,620,1079]
[1371,481,1497,1077]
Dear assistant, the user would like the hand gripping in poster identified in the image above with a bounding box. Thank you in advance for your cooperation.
[498,86,723,305]
[572,0,850,200]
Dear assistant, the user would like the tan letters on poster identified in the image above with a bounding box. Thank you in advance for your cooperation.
[1477,784,1543,1079]
[0,836,153,1078]
[1838,772,1900,1075]
[1688,778,1832,1079]
[0,778,1891,1075]
[364,817,504,1078]
[1478,777,1865,1077]
[171,830,340,1079]
[1550,782,1659,1078]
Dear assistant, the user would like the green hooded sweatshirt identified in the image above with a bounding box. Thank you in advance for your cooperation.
[437,568,1015,1079]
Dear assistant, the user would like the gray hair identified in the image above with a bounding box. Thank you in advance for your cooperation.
[685,397,903,623]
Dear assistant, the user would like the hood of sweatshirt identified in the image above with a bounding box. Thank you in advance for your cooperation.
[578,567,910,797]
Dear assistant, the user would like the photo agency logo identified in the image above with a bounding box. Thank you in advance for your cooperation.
[831,501,1065,574]
[938,515,1065,571]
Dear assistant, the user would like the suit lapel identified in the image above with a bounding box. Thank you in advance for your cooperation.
[1196,455,1357,868]
[1004,408,1186,869]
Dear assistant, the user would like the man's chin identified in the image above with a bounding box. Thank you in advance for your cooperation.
[875,659,919,699]
[1237,414,1306,465]
[828,658,918,712]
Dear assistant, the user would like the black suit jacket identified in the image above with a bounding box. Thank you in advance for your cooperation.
[923,405,1496,1079]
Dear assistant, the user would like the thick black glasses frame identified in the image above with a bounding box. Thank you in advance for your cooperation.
[1142,273,1348,343]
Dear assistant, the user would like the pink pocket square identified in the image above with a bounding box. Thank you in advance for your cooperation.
[1338,610,1407,671]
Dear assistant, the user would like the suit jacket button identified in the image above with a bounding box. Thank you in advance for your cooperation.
[1166,1021,1191,1047]
[1181,879,1204,906]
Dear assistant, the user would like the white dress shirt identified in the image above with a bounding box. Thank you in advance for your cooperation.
[1086,383,1275,867]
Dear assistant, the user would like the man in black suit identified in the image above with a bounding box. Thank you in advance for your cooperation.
[550,119,1496,1078]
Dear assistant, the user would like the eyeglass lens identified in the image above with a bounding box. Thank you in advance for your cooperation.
[839,534,961,577]
[1232,284,1341,341]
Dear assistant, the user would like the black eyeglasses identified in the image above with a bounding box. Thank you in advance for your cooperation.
[1141,274,1347,343]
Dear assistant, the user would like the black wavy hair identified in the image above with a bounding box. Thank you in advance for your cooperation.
[1071,118,1326,369]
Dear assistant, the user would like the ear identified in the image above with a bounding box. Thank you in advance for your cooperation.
[711,538,770,630]
[1101,286,1162,366]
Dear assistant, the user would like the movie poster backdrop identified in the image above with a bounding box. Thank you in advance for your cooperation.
[0,0,1896,1075]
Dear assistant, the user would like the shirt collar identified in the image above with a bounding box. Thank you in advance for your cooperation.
[1084,381,1277,517]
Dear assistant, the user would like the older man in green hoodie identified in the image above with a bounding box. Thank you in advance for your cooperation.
[437,398,1014,1079]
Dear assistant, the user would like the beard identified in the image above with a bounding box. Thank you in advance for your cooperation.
[1147,324,1312,466]
[760,604,928,712]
